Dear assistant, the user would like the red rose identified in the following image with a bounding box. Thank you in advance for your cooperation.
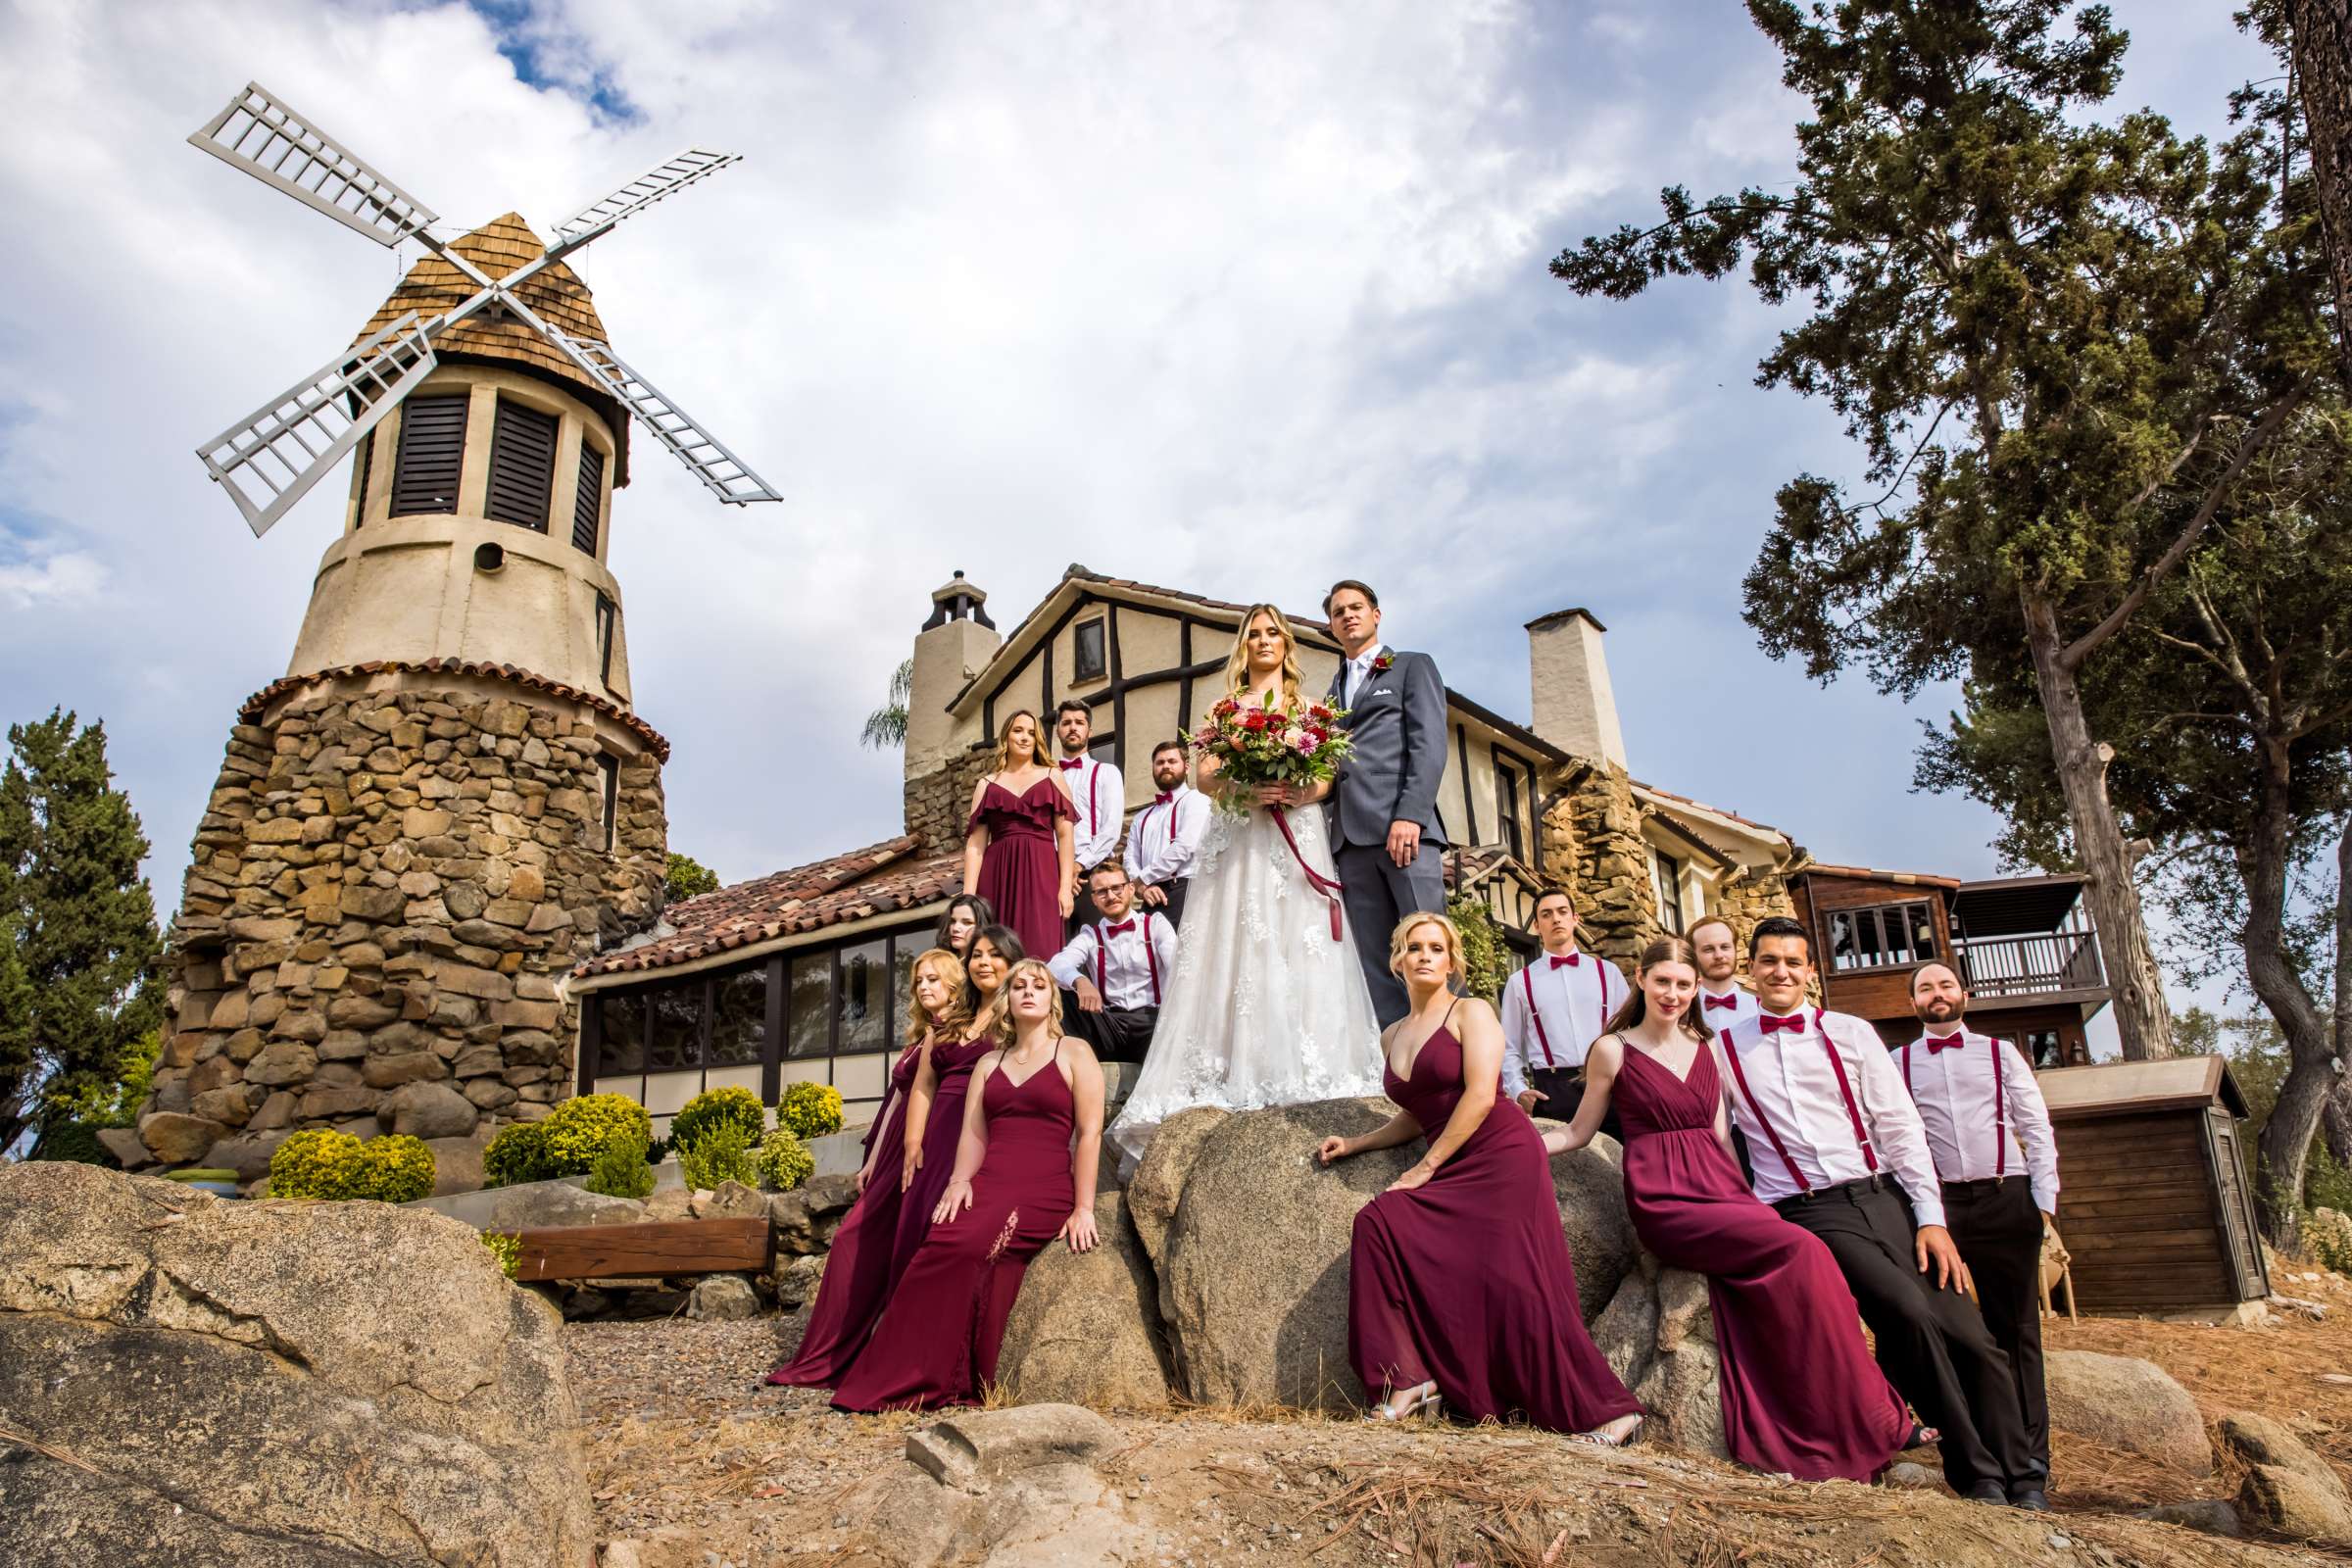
[1309,704,1334,722]
[1242,710,1268,732]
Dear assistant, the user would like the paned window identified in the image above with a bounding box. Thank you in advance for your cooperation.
[1073,618,1108,683]
[1828,901,1938,971]
[1651,850,1686,932]
[1495,759,1525,862]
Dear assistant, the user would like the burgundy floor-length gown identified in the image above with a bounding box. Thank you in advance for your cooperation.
[832,1054,1079,1412]
[890,1034,1001,1284]
[764,1040,928,1387]
[969,777,1077,963]
[1613,1042,1913,1481]
[1348,1024,1641,1433]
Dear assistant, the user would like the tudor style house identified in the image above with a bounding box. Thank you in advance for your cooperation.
[566,567,1814,1129]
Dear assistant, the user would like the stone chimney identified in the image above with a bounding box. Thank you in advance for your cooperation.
[905,570,1001,779]
[1526,608,1628,769]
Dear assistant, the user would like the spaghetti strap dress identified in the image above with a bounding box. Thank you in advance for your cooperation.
[1612,1042,1912,1481]
[969,777,1078,962]
[889,1034,1001,1287]
[1348,1021,1641,1433]
[831,1054,1079,1412]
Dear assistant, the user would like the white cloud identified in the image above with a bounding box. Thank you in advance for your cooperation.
[0,548,106,608]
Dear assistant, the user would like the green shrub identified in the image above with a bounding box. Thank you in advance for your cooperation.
[776,1082,845,1141]
[268,1129,435,1202]
[586,1131,656,1199]
[756,1129,816,1193]
[483,1119,559,1189]
[670,1086,765,1152]
[479,1231,523,1279]
[678,1119,758,1191]
[646,1134,672,1165]
[541,1094,654,1174]
[2307,1207,2352,1276]
[1446,896,1510,1003]
[2309,1146,2352,1216]
[34,1121,117,1167]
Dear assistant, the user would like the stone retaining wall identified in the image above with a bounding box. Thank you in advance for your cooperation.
[141,674,667,1174]
[902,743,995,860]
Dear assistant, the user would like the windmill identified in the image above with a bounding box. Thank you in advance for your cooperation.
[135,82,781,1180]
[187,81,778,535]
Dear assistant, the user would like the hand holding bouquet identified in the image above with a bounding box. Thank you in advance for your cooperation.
[1193,691,1352,817]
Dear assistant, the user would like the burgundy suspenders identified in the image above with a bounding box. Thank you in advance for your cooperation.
[1722,1010,1878,1193]
[1092,915,1161,1006]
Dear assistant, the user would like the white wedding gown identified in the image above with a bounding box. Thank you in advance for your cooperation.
[1108,800,1386,1169]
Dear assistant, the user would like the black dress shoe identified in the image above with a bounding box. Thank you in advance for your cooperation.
[2009,1487,2049,1511]
[1966,1480,2008,1504]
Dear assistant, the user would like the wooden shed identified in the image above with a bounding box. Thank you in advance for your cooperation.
[2036,1056,2269,1316]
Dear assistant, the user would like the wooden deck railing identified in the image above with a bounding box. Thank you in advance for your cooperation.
[1955,931,2106,997]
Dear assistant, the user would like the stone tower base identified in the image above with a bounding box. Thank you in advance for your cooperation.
[139,663,668,1181]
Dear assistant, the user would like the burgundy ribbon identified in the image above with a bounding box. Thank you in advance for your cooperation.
[1267,806,1347,942]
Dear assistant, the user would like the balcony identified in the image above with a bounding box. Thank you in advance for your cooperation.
[1955,929,2105,998]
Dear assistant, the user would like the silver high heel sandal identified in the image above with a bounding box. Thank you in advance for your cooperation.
[1572,1413,1645,1448]
[1363,1382,1441,1422]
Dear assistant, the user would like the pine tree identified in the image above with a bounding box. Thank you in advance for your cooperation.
[0,710,164,1154]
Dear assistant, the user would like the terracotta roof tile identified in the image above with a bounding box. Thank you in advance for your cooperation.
[573,836,945,978]
[241,659,670,760]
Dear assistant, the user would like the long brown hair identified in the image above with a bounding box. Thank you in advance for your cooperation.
[1603,936,1711,1045]
[904,948,972,1046]
[991,710,1043,775]
[1223,605,1305,708]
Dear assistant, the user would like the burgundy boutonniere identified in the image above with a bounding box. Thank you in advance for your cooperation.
[1370,653,1395,675]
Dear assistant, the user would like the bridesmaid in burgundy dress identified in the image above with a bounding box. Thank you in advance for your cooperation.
[763,948,972,1388]
[833,959,1106,1412]
[961,710,1077,962]
[891,926,1023,1281]
[1544,935,1916,1482]
[930,893,994,1003]
[1319,912,1642,1441]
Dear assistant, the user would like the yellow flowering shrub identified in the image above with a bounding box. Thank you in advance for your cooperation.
[268,1128,435,1203]
[670,1086,765,1152]
[756,1129,816,1193]
[777,1082,845,1141]
[539,1094,653,1173]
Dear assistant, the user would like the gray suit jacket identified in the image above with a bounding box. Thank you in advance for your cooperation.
[1325,647,1450,851]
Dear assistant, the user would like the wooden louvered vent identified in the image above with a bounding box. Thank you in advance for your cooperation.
[572,443,606,555]
[486,399,559,531]
[353,427,375,522]
[389,394,469,515]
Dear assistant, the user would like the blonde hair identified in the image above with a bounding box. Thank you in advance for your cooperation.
[991,709,1043,776]
[976,957,1065,1045]
[905,948,973,1047]
[1223,605,1305,708]
[1604,935,1711,1044]
[1387,910,1465,981]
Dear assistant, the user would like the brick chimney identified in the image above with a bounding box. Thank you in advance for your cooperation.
[906,570,1000,779]
[1526,608,1628,769]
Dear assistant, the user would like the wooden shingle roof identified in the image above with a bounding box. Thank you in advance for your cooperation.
[352,213,630,484]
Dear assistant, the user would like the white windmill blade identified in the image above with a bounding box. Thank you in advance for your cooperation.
[188,81,438,248]
[556,334,780,506]
[549,149,744,256]
[195,313,439,536]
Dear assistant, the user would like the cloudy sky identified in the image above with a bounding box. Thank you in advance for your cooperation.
[0,0,2270,1020]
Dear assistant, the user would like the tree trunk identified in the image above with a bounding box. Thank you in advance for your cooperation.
[2020,591,2176,1060]
[2244,737,2338,1239]
[2291,0,2352,384]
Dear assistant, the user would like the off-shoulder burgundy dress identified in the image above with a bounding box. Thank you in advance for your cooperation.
[1613,1040,1912,1481]
[831,1052,1078,1412]
[1348,1016,1641,1433]
[969,776,1077,962]
[763,1039,929,1388]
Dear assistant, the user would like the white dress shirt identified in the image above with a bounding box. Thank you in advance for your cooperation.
[1696,984,1760,1036]
[1897,1027,2061,1214]
[1047,910,1180,1011]
[1711,1006,1948,1229]
[1124,782,1208,886]
[1056,755,1125,869]
[1498,949,1626,1097]
[1339,643,1387,708]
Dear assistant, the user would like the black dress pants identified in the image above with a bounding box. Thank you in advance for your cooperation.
[1526,1065,1622,1146]
[1141,878,1189,926]
[1059,997,1158,1063]
[1776,1178,2033,1494]
[1943,1176,2049,1483]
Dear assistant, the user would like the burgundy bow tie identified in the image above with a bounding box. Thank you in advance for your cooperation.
[1057,758,1085,770]
[1102,919,1135,937]
[1759,1013,1806,1035]
[1153,791,1174,804]
[1548,953,1580,969]
[1926,1033,1964,1054]
[1703,993,1740,1011]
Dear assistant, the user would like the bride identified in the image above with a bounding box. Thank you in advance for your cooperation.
[1108,604,1386,1166]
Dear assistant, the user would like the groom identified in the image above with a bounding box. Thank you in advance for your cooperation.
[1322,579,1449,1026]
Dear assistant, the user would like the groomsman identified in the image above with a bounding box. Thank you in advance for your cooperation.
[1124,739,1206,925]
[1901,962,2060,1509]
[1053,700,1124,932]
[1500,890,1627,1143]
[1713,915,2036,1508]
[1321,580,1449,1025]
[1690,915,1759,1034]
[1046,862,1178,1063]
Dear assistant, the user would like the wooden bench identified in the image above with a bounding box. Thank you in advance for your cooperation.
[506,1217,771,1284]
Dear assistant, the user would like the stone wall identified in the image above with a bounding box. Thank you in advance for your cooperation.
[141,677,667,1177]
[1544,763,1667,963]
[1707,862,1800,950]
[901,742,996,857]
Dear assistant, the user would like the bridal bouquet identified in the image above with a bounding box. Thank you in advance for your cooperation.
[1193,691,1352,818]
